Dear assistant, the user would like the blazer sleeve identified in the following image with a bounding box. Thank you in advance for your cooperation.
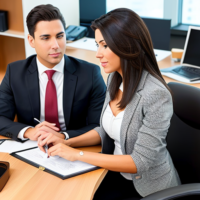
[0,65,29,141]
[67,65,106,138]
[131,87,173,174]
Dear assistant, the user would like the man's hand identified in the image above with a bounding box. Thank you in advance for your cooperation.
[24,121,64,141]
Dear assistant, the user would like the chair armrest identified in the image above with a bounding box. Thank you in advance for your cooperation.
[141,183,200,200]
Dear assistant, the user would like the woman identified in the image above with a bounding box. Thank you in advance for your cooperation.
[38,8,180,199]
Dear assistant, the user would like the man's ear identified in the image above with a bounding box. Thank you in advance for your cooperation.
[27,34,35,48]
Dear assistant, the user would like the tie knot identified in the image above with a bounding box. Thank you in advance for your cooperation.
[45,70,56,80]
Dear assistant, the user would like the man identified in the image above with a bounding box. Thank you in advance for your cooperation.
[0,4,106,142]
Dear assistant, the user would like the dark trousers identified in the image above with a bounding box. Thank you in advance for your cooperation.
[93,171,142,200]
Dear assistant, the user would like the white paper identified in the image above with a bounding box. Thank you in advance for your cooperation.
[16,148,96,177]
[66,37,97,51]
[0,140,38,153]
[154,49,171,62]
[66,37,171,62]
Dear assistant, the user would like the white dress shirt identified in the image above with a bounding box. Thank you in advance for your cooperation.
[18,56,69,140]
[102,83,132,180]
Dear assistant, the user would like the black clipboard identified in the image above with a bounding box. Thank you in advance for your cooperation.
[10,147,99,180]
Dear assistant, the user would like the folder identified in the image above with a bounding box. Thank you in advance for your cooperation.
[10,147,99,179]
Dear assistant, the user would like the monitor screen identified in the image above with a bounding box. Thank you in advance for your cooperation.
[183,28,200,67]
[79,0,106,23]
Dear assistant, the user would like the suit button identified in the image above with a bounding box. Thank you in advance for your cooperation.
[135,176,141,180]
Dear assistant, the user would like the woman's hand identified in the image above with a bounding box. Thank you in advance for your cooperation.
[37,133,66,153]
[48,143,79,161]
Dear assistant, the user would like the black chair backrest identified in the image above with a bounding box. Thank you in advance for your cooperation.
[167,82,200,184]
[142,18,171,50]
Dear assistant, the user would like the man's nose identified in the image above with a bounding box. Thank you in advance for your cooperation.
[51,38,59,49]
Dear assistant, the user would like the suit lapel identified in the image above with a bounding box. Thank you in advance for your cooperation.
[25,57,40,125]
[63,55,77,127]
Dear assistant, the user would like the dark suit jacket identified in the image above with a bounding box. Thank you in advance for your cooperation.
[0,54,106,141]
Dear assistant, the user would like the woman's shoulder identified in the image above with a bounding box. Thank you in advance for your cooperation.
[141,71,172,100]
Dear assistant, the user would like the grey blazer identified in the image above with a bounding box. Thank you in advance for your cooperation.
[94,70,180,197]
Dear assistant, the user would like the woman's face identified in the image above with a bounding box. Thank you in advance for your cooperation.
[95,29,122,76]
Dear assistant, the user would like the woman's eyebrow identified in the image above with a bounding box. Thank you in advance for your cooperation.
[95,40,105,44]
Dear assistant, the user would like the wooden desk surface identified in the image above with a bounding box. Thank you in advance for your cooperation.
[65,47,200,89]
[0,137,106,200]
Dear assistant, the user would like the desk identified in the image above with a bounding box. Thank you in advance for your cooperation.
[65,47,200,89]
[0,136,106,200]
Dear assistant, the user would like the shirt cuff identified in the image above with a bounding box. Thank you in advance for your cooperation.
[62,132,69,140]
[18,126,32,140]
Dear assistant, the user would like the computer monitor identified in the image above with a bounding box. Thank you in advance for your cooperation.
[181,26,200,69]
[142,18,171,50]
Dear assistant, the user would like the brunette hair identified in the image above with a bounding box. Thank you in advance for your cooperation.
[91,8,171,109]
[26,4,66,37]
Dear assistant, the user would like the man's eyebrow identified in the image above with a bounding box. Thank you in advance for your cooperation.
[39,32,64,37]
[56,31,64,36]
[40,34,50,37]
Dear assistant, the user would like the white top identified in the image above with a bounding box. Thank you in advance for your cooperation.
[18,56,69,140]
[102,83,132,180]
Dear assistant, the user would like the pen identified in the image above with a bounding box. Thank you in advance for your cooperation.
[34,118,52,158]
[34,118,40,123]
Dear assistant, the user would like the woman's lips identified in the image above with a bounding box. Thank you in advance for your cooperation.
[101,62,108,67]
[49,53,61,57]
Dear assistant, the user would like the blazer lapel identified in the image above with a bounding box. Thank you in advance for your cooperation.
[120,93,141,154]
[63,55,77,128]
[25,57,40,125]
[120,70,149,154]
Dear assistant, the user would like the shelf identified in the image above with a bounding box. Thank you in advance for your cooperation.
[0,72,5,84]
[0,30,25,39]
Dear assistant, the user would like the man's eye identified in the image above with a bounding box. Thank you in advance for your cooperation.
[96,43,99,47]
[42,37,48,40]
[57,35,64,38]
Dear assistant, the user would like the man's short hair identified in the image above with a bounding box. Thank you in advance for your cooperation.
[26,4,66,37]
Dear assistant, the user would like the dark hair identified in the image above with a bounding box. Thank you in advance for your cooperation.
[91,8,171,109]
[26,4,66,37]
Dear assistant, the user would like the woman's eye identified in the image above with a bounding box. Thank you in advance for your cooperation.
[104,45,108,49]
[96,43,99,47]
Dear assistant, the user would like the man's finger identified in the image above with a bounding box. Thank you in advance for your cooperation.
[37,122,59,131]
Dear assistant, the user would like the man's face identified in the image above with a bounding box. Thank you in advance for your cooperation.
[28,20,66,68]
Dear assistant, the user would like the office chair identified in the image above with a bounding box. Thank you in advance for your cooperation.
[141,82,200,200]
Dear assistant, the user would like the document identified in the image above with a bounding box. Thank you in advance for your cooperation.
[0,139,38,153]
[11,147,98,179]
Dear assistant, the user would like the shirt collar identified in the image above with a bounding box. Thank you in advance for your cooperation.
[119,82,123,92]
[36,56,65,76]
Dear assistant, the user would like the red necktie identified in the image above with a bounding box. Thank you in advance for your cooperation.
[45,70,60,131]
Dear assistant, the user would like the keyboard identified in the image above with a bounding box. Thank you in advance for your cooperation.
[172,66,200,81]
